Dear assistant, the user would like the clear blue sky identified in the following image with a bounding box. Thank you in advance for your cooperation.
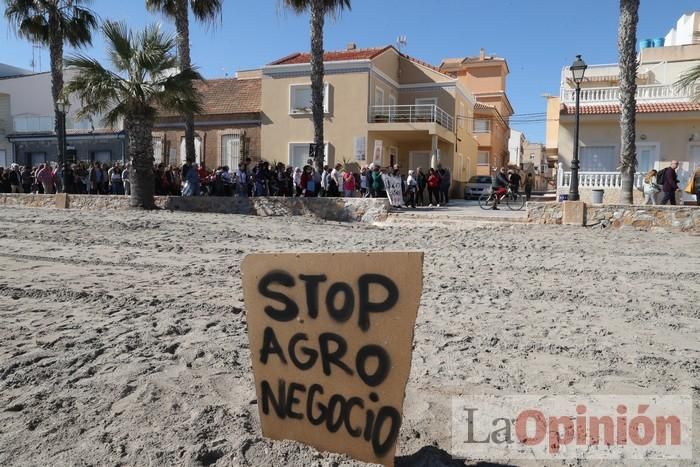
[1,0,698,142]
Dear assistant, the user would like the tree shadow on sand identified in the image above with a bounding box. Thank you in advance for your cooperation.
[396,446,518,467]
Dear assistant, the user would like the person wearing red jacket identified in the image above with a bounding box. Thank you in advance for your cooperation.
[427,167,441,207]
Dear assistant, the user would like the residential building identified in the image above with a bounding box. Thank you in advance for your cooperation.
[153,73,261,168]
[544,94,560,168]
[440,49,513,175]
[260,45,479,196]
[523,141,547,175]
[556,12,700,203]
[508,129,525,166]
[0,69,125,167]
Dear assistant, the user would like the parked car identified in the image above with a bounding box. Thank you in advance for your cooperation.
[464,176,492,199]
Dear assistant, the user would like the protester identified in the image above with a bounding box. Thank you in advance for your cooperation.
[437,164,451,206]
[642,169,661,205]
[685,166,700,206]
[36,164,55,194]
[660,160,679,205]
[416,167,427,206]
[509,169,522,195]
[342,169,355,197]
[491,167,510,210]
[524,172,534,201]
[359,167,368,197]
[8,164,21,193]
[427,168,440,207]
[370,165,385,198]
[405,169,417,209]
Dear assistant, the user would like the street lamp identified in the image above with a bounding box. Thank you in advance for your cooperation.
[56,96,71,168]
[568,54,587,201]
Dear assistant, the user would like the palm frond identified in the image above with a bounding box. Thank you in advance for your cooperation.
[190,0,222,25]
[62,4,98,47]
[675,64,700,102]
[282,0,351,16]
[145,0,178,17]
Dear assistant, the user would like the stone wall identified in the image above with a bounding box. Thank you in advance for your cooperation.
[556,187,645,204]
[0,194,389,223]
[528,201,700,233]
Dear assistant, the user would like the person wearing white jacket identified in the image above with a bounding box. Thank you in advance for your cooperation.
[642,169,660,205]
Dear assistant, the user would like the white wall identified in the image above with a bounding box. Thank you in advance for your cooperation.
[508,130,524,166]
[665,12,700,46]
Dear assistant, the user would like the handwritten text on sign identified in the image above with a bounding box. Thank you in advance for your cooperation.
[242,252,423,466]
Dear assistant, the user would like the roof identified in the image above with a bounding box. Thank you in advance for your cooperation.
[159,78,261,117]
[7,128,123,139]
[269,47,392,65]
[268,45,443,72]
[560,102,700,115]
[474,102,496,111]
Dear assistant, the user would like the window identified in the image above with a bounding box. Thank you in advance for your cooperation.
[580,146,616,172]
[636,143,659,173]
[477,151,490,165]
[30,152,46,166]
[94,151,111,163]
[415,97,437,120]
[290,83,329,114]
[388,94,397,107]
[221,134,241,168]
[152,137,163,163]
[180,136,202,164]
[289,143,329,168]
[474,119,491,133]
[374,87,384,106]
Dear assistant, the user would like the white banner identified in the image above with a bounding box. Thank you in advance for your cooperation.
[373,139,383,165]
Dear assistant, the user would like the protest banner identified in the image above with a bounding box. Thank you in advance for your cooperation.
[242,252,423,466]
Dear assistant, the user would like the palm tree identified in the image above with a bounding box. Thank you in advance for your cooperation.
[64,21,202,209]
[283,0,351,173]
[4,0,97,167]
[146,0,222,166]
[617,0,639,205]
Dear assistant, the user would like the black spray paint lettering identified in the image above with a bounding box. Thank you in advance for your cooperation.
[259,327,391,387]
[260,379,401,457]
[258,271,399,332]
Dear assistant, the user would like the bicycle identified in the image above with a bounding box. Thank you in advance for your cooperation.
[478,186,525,211]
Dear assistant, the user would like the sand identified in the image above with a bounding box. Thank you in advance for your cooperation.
[0,206,698,466]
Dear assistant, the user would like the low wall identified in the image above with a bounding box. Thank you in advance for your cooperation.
[557,187,645,204]
[0,194,390,223]
[528,201,700,233]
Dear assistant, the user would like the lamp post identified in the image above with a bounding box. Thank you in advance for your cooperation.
[56,96,71,168]
[568,55,587,201]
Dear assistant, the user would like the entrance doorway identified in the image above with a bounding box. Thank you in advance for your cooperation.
[409,151,431,172]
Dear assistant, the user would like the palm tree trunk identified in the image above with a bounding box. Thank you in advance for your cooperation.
[49,11,65,171]
[125,115,156,209]
[618,0,639,204]
[310,0,325,173]
[175,0,197,165]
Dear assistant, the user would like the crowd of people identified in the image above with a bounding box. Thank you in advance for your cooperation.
[0,158,456,208]
[642,160,700,206]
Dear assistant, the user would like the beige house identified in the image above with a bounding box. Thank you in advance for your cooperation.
[440,50,513,176]
[260,45,479,195]
[555,12,700,203]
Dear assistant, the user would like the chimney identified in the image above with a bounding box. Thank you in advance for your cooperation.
[347,42,357,51]
[479,48,485,60]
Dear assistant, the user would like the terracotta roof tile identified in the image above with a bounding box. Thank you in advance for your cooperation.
[268,45,443,73]
[159,78,261,117]
[269,47,391,65]
[561,102,700,115]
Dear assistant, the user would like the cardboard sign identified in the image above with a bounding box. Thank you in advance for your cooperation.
[242,252,423,466]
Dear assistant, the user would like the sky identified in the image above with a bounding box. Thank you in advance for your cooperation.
[1,0,698,142]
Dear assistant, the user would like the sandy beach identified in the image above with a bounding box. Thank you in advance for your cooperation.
[0,206,698,466]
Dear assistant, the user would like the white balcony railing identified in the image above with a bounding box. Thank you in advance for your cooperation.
[369,104,454,132]
[561,83,700,105]
[557,168,645,190]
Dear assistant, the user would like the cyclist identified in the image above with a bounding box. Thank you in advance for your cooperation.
[490,167,510,210]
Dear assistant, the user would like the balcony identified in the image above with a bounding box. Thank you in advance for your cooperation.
[369,104,454,132]
[561,83,700,105]
[558,169,645,190]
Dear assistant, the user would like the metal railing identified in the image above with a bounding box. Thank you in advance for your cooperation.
[369,104,454,132]
[561,83,700,105]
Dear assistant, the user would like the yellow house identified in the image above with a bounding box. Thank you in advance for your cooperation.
[260,45,479,196]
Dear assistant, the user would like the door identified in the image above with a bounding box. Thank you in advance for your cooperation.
[31,152,46,166]
[636,143,659,174]
[409,151,431,171]
[415,98,437,121]
[0,150,6,168]
[94,151,111,163]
